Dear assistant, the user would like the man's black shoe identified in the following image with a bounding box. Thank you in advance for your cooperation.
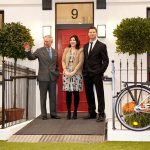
[96,115,105,122]
[42,117,47,120]
[83,114,96,119]
[50,115,61,119]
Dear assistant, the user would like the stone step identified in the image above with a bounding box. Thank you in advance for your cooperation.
[8,135,105,143]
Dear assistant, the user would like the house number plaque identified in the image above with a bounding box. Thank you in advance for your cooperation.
[56,3,94,24]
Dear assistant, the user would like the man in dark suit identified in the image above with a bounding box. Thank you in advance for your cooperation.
[83,27,109,122]
[23,35,60,120]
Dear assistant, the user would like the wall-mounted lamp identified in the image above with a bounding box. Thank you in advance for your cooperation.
[97,25,106,38]
[42,26,52,37]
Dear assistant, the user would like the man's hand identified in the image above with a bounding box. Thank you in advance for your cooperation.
[23,42,30,50]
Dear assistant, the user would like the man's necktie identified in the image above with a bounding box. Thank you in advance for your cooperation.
[48,48,52,59]
[89,42,93,54]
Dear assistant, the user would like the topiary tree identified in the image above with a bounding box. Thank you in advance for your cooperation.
[0,22,34,108]
[113,17,150,82]
[0,22,34,62]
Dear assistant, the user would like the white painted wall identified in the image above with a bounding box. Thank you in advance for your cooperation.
[0,0,149,117]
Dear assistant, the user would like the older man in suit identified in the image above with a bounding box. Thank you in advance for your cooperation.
[83,27,109,122]
[23,35,60,120]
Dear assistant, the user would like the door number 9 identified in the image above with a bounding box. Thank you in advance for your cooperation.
[71,9,78,19]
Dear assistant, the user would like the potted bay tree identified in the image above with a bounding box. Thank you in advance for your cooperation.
[113,17,150,83]
[0,22,34,121]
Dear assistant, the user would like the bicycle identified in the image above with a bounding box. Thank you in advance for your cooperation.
[115,81,150,131]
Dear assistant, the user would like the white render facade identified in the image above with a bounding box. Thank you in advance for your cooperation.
[0,0,150,141]
[0,0,149,116]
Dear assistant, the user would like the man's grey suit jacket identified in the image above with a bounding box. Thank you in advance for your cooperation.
[26,47,59,81]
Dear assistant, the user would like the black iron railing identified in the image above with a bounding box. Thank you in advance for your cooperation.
[0,61,37,129]
[111,59,148,130]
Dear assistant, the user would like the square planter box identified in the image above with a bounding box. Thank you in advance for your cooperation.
[5,108,24,122]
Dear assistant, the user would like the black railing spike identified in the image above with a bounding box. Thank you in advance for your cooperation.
[141,59,142,82]
[127,59,129,82]
[119,59,122,91]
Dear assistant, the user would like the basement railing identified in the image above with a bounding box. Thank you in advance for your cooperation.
[111,59,148,130]
[0,60,37,129]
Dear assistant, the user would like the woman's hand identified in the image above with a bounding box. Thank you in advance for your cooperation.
[68,70,76,77]
[63,69,76,77]
[63,69,70,76]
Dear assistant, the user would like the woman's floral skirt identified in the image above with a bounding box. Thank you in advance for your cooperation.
[63,74,83,91]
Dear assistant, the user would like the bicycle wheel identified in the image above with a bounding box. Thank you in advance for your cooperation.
[115,85,150,131]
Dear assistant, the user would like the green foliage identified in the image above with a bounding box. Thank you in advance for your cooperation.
[124,113,150,128]
[0,22,34,61]
[113,17,150,55]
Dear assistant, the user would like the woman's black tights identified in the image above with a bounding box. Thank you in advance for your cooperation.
[66,91,79,119]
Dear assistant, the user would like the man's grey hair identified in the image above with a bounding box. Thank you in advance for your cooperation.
[44,35,53,39]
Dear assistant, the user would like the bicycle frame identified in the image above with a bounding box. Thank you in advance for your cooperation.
[123,82,150,113]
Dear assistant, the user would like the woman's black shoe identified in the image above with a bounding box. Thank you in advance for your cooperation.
[67,112,71,120]
[72,112,77,119]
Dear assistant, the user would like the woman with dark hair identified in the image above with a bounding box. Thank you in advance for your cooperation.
[62,35,84,119]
